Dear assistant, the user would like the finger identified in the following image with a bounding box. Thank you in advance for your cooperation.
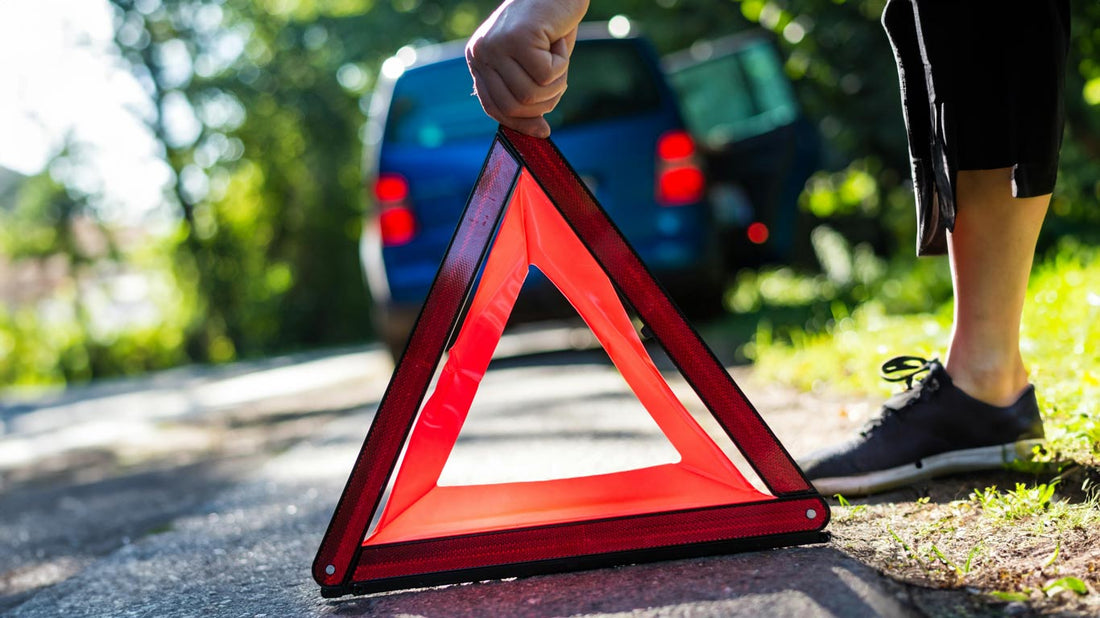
[512,41,570,87]
[493,56,567,106]
[549,37,568,64]
[472,66,551,138]
[544,28,579,84]
[470,67,507,123]
[518,28,577,88]
[501,115,552,138]
[481,65,561,119]
[561,26,578,57]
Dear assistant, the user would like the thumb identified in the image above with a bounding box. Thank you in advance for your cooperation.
[546,37,568,80]
[545,27,577,85]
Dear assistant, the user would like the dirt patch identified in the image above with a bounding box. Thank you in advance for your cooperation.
[833,508,1099,614]
[825,461,1100,616]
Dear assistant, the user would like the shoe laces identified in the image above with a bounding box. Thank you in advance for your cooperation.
[880,355,934,389]
[859,355,940,437]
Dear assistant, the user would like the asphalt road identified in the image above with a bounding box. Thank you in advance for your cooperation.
[0,329,975,617]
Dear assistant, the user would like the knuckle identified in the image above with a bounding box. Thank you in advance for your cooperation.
[465,39,481,61]
[466,38,496,66]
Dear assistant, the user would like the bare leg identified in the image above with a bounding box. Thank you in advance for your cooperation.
[944,167,1050,406]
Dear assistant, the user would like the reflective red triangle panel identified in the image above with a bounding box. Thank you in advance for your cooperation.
[312,128,827,596]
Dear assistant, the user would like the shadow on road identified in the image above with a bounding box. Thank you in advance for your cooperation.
[0,397,377,614]
[0,456,259,614]
[321,546,915,617]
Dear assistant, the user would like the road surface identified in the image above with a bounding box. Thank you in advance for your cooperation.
[1,328,984,616]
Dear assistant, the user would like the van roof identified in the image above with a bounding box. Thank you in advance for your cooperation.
[398,21,641,71]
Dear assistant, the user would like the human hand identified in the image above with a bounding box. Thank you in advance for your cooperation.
[466,0,589,138]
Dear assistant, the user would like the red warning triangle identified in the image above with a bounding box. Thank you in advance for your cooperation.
[314,128,828,596]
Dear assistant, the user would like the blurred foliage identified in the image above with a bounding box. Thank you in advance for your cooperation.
[2,0,1097,386]
[724,222,952,356]
[108,0,378,364]
[0,154,193,385]
[717,0,1099,348]
[1,162,101,263]
[100,0,517,368]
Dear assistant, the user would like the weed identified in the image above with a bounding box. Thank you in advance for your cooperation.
[929,544,959,574]
[970,482,1059,521]
[969,486,999,512]
[834,494,868,517]
[1007,482,1058,517]
[1044,540,1061,568]
[1042,576,1089,597]
[989,590,1031,602]
[969,480,1100,533]
[886,523,926,568]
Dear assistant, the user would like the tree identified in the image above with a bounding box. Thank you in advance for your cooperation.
[100,0,1100,367]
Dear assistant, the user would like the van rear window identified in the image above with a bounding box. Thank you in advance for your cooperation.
[544,40,662,130]
[667,39,798,146]
[384,39,663,148]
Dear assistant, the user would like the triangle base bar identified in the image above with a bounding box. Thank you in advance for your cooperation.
[323,496,827,597]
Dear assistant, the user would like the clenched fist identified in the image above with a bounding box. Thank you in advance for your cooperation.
[466,0,590,138]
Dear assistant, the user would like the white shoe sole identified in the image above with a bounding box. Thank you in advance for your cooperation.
[810,439,1046,498]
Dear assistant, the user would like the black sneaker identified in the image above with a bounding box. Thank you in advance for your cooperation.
[800,356,1046,497]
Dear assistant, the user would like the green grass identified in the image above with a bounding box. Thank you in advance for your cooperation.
[969,481,1100,532]
[747,240,1100,468]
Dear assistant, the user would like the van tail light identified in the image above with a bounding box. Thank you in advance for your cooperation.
[375,174,409,202]
[656,130,705,206]
[658,167,706,205]
[379,207,416,246]
[374,173,417,246]
[747,222,770,245]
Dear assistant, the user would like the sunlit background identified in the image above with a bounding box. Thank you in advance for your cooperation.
[1,0,1098,389]
[0,0,169,219]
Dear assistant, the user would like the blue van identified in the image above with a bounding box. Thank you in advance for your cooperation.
[361,23,724,357]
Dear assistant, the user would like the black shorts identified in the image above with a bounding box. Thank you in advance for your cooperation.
[882,0,1071,255]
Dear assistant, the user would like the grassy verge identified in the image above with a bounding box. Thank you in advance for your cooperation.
[731,240,1100,611]
[749,240,1100,467]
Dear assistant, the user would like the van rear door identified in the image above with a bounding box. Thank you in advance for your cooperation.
[664,32,822,265]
